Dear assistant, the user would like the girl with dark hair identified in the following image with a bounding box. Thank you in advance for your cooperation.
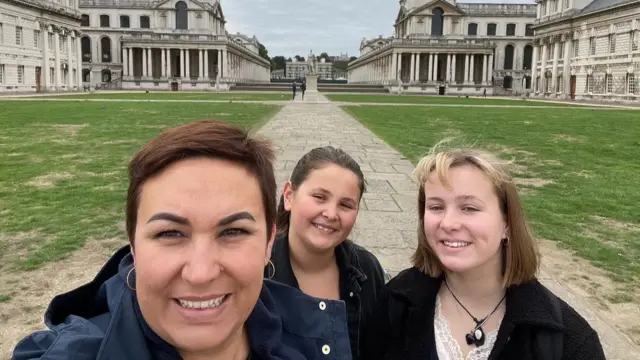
[265,146,387,360]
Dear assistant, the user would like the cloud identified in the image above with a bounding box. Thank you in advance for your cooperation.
[221,0,535,58]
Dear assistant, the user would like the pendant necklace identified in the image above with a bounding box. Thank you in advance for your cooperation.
[444,279,506,347]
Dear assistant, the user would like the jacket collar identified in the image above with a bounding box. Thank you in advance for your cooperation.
[388,267,564,330]
[270,234,367,289]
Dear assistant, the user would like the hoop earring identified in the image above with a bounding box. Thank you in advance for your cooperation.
[126,266,136,291]
[266,260,276,280]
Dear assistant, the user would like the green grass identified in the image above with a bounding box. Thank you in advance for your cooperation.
[326,93,589,107]
[0,101,281,271]
[343,105,640,291]
[41,92,291,101]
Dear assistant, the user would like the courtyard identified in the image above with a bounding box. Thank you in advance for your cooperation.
[0,92,638,359]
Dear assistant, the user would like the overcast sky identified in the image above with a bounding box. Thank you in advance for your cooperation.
[222,0,535,58]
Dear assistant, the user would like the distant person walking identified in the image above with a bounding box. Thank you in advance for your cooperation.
[292,81,297,100]
[300,81,306,100]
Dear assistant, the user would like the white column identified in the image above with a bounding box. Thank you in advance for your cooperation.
[446,54,452,82]
[541,43,548,92]
[217,50,222,78]
[469,54,475,84]
[451,54,457,83]
[531,45,539,92]
[482,54,488,83]
[389,53,395,81]
[142,48,148,77]
[167,49,172,77]
[180,49,185,77]
[43,28,50,90]
[199,49,204,79]
[66,35,73,88]
[128,48,133,77]
[434,53,439,81]
[563,39,572,95]
[487,54,494,85]
[204,50,209,79]
[464,54,470,83]
[551,41,560,93]
[147,48,153,78]
[223,49,228,79]
[54,31,61,88]
[185,49,190,78]
[415,53,421,82]
[75,32,82,88]
[397,53,402,81]
[409,53,415,82]
[161,48,166,78]
[427,53,433,82]
[122,48,128,77]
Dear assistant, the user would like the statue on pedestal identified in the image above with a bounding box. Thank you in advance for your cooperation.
[308,49,318,75]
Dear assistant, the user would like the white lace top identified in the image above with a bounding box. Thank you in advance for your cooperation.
[434,295,501,360]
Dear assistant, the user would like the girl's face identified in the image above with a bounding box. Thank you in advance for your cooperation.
[283,163,361,253]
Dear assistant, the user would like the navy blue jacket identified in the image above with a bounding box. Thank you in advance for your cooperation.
[12,245,353,360]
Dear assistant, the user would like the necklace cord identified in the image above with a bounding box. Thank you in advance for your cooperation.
[444,279,506,327]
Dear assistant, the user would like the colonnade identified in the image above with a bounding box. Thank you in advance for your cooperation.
[531,33,573,95]
[120,46,270,82]
[349,51,494,85]
[41,24,83,90]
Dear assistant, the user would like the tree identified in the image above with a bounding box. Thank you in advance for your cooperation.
[294,55,305,61]
[319,52,330,62]
[271,56,287,70]
[257,41,276,70]
[349,56,358,62]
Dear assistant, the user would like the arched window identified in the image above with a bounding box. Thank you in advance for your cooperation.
[504,44,514,70]
[523,45,533,70]
[81,36,92,62]
[175,1,188,30]
[431,8,444,36]
[468,23,478,36]
[100,37,112,63]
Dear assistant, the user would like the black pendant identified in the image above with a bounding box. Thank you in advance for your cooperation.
[465,326,486,347]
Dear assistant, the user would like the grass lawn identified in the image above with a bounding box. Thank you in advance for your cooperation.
[0,101,281,271]
[343,105,640,299]
[41,92,291,101]
[326,93,588,107]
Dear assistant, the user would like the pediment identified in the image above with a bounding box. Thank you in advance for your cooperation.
[212,0,225,21]
[154,0,208,11]
[395,7,407,24]
[413,0,466,16]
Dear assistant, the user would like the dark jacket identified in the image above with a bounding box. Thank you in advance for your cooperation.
[265,235,386,360]
[360,267,606,360]
[13,245,353,360]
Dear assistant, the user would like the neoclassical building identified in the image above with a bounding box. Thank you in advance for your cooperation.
[78,0,270,90]
[347,0,537,95]
[0,0,83,93]
[532,0,639,101]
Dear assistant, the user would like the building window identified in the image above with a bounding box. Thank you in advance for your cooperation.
[140,16,150,28]
[609,34,616,53]
[586,75,593,93]
[523,45,533,69]
[605,74,612,93]
[559,42,564,59]
[33,30,39,48]
[573,40,579,57]
[589,37,595,55]
[120,15,130,28]
[0,23,3,45]
[487,23,497,36]
[468,23,478,36]
[81,36,91,62]
[525,24,534,37]
[100,15,110,28]
[506,23,516,36]
[431,7,444,35]
[16,26,22,45]
[628,74,635,94]
[0,64,4,83]
[504,44,514,69]
[175,1,188,30]
[17,65,24,83]
[81,14,89,26]
[557,75,563,92]
[549,43,555,58]
[631,30,637,51]
[100,37,112,62]
[48,33,53,49]
[50,67,54,84]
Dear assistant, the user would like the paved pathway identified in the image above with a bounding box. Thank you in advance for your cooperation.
[257,94,640,360]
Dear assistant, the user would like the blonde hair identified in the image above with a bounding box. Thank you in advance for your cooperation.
[411,139,539,286]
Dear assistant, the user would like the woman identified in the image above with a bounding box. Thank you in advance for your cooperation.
[360,141,606,360]
[266,146,387,360]
[13,120,353,360]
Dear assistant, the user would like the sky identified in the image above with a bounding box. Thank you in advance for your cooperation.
[221,0,535,59]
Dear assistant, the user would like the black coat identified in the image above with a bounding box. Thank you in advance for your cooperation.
[266,235,387,360]
[360,267,606,360]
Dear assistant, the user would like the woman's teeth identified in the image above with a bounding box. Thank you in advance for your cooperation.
[178,295,227,309]
[443,241,471,248]
[313,223,335,234]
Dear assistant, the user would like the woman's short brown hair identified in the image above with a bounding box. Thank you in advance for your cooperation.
[410,140,539,286]
[125,119,276,246]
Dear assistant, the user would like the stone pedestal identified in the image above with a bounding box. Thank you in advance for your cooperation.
[305,74,318,92]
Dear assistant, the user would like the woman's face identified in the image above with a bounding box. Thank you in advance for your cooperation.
[133,157,273,356]
[283,163,361,253]
[423,165,507,275]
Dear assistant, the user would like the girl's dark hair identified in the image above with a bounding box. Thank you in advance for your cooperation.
[275,146,366,236]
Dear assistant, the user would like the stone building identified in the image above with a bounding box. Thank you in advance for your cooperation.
[78,0,270,91]
[285,57,335,80]
[347,0,537,95]
[532,0,639,101]
[0,0,83,93]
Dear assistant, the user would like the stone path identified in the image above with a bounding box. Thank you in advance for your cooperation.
[257,95,640,360]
